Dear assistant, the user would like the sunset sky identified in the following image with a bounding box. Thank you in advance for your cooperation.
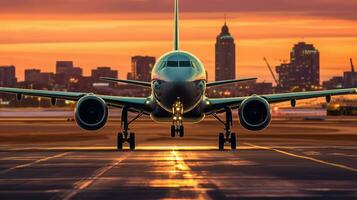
[0,0,357,83]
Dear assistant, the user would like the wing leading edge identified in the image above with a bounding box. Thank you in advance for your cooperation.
[100,77,151,88]
[0,87,150,112]
[206,78,257,88]
[207,88,357,113]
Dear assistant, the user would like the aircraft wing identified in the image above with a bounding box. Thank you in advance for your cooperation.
[100,77,151,88]
[206,78,257,88]
[207,88,357,113]
[0,87,150,112]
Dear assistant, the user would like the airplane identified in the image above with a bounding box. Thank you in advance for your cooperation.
[0,0,356,150]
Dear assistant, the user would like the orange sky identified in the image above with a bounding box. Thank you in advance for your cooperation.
[0,0,357,83]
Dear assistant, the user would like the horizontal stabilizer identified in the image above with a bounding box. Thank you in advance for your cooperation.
[206,78,257,87]
[100,77,151,88]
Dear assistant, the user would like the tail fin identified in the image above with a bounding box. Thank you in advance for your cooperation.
[174,0,180,51]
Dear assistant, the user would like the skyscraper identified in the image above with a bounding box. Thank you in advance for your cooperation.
[0,66,17,87]
[215,22,236,81]
[131,56,156,82]
[276,42,320,91]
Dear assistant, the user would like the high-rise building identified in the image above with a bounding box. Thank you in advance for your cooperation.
[276,42,320,91]
[215,22,236,81]
[131,56,156,82]
[0,66,17,87]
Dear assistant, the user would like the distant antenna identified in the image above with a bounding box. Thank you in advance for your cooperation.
[173,0,180,51]
[224,13,227,24]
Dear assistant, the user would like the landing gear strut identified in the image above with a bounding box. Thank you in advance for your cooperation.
[171,98,184,138]
[117,107,142,150]
[212,108,237,150]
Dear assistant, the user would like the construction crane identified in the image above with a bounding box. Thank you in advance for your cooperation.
[263,57,279,86]
[350,58,355,73]
[351,58,356,87]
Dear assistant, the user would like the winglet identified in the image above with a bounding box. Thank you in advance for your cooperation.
[174,0,180,51]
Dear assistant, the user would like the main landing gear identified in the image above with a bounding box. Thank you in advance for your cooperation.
[171,98,184,138]
[212,108,237,151]
[117,107,142,150]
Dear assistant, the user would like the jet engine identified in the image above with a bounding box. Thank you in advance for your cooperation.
[238,96,271,131]
[75,95,108,131]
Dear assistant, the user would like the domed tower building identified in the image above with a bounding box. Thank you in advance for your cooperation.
[215,22,236,81]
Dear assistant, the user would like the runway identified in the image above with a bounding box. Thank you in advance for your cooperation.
[0,118,356,199]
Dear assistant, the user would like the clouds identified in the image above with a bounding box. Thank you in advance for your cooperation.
[0,0,356,20]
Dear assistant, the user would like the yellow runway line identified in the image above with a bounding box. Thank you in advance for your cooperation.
[245,143,357,173]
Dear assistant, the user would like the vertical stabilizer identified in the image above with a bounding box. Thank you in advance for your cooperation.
[174,0,180,51]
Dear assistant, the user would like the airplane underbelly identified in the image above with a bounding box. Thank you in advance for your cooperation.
[151,105,204,124]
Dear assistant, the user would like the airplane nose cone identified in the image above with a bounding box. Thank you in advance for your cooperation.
[154,81,204,113]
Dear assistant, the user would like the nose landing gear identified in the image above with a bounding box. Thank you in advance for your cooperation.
[171,99,184,138]
[213,108,237,150]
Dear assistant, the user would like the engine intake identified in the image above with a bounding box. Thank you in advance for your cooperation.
[238,96,271,131]
[75,95,108,131]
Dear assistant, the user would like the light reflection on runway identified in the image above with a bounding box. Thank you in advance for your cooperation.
[0,120,356,199]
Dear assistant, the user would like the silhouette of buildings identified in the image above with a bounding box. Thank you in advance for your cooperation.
[323,59,357,89]
[91,66,118,87]
[215,22,236,81]
[276,42,320,92]
[55,61,83,88]
[0,66,17,87]
[131,56,156,82]
[323,76,344,89]
[25,69,55,86]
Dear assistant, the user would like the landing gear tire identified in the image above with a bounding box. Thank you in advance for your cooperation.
[129,132,136,150]
[230,132,237,150]
[218,133,225,150]
[171,125,176,138]
[117,132,124,150]
[179,126,184,138]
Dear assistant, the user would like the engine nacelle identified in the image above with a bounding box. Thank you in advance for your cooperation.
[75,95,108,131]
[238,96,271,131]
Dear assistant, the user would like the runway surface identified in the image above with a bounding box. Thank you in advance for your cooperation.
[0,117,356,199]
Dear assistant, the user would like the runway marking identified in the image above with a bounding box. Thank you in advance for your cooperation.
[170,149,210,199]
[0,152,70,174]
[245,143,357,173]
[58,154,128,200]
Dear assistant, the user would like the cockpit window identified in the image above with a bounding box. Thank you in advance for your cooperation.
[165,61,193,68]
[179,61,192,67]
[167,61,179,67]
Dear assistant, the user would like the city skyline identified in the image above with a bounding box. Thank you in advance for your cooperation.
[0,0,356,81]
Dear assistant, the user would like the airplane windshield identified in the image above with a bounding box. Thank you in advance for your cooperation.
[179,61,192,67]
[166,61,192,68]
[167,61,179,67]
